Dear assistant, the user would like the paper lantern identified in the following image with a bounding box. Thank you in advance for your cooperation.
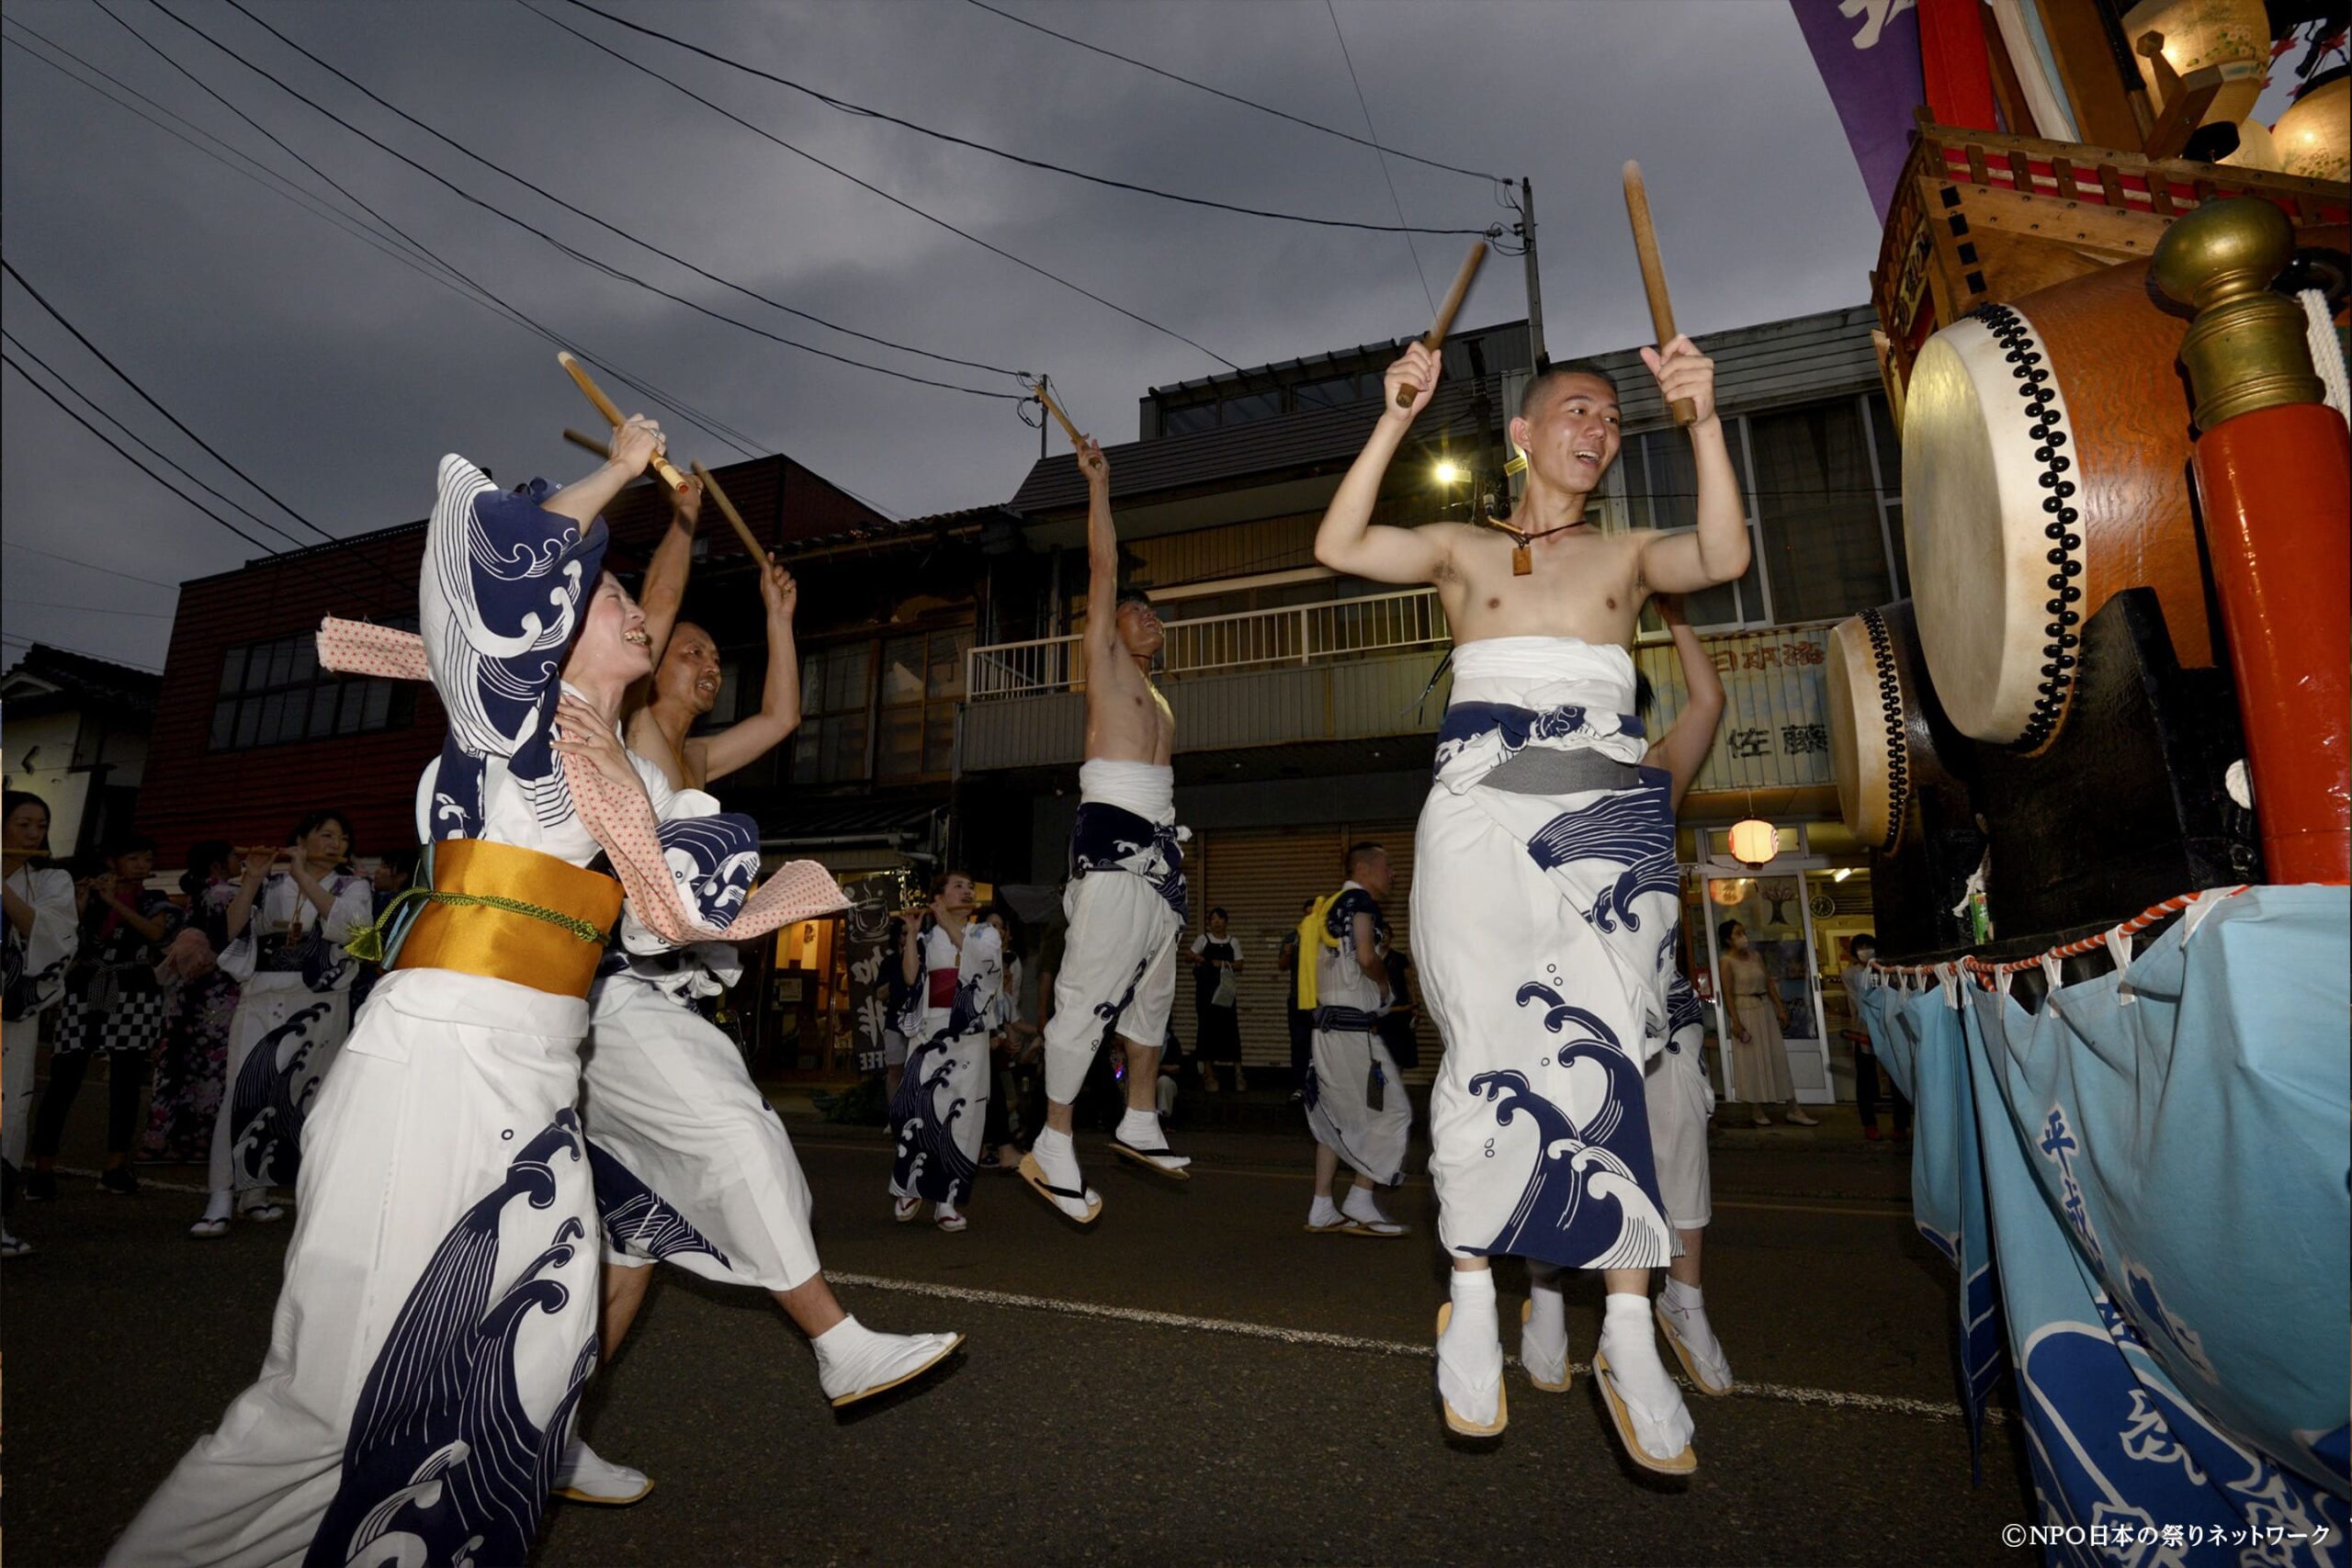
[1708,877,1751,907]
[2122,0,2271,128]
[2273,72,2350,184]
[2220,118,2280,172]
[1727,818,1779,868]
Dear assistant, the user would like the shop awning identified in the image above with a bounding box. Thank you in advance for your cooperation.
[756,797,943,854]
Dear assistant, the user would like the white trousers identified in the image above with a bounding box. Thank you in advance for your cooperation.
[1644,1022,1714,1231]
[1042,873,1182,1104]
[1305,1027,1410,1187]
[109,969,598,1568]
[582,976,821,1292]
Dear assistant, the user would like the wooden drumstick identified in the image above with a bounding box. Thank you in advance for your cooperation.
[555,351,689,492]
[566,430,763,557]
[1621,161,1696,427]
[1033,380,1084,449]
[690,460,766,559]
[1395,242,1487,408]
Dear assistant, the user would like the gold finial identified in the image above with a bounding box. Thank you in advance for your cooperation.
[2151,197,2324,428]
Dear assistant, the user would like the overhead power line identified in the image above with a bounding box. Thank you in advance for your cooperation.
[560,0,1503,238]
[3,539,181,592]
[2,598,175,620]
[83,0,777,464]
[220,0,1026,383]
[1325,0,1435,318]
[962,0,1509,185]
[133,0,1023,405]
[1,326,312,554]
[516,0,1244,372]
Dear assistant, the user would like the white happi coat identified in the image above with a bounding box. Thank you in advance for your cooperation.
[1415,637,1678,1273]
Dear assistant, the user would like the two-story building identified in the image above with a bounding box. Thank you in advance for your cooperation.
[2,643,161,862]
[959,310,1909,1104]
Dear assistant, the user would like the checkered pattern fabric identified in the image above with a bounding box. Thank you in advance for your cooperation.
[57,985,173,1055]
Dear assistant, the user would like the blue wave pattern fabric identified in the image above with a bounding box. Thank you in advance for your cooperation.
[1886,887,2349,1553]
[1418,637,1676,1273]
[889,922,1005,1207]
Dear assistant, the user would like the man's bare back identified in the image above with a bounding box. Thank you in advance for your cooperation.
[1073,434,1176,767]
[1314,341,1749,645]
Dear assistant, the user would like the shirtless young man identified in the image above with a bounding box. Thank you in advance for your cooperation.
[1315,337,1746,1472]
[560,485,956,1506]
[623,478,802,793]
[1019,435,1193,1225]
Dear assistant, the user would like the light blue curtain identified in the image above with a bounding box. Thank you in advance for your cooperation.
[1868,886,2349,1554]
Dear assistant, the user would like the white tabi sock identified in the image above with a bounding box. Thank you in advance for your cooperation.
[1521,1263,1569,1385]
[200,1189,232,1224]
[1340,1185,1404,1235]
[1437,1268,1504,1426]
[810,1313,961,1404]
[1659,1276,1733,1388]
[1024,1124,1099,1218]
[1600,1292,1695,1461]
[1307,1194,1343,1229]
[1115,1107,1191,1173]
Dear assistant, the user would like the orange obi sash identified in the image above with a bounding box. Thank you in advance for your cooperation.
[361,839,622,999]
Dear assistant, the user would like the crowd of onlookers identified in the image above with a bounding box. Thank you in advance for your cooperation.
[3,789,414,1258]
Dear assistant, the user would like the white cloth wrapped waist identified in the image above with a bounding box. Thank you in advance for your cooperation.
[1435,637,1649,794]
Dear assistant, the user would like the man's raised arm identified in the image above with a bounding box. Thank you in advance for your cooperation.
[1314,344,1453,585]
[635,477,706,667]
[1645,596,1724,812]
[1077,434,1120,654]
[696,554,803,786]
[1634,337,1749,593]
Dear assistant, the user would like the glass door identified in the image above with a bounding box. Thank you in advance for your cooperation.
[1696,870,1833,1105]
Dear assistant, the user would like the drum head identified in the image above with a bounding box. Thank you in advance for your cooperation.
[1903,263,2201,749]
[1829,610,1908,851]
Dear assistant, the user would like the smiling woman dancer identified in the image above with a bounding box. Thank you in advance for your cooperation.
[107,416,849,1568]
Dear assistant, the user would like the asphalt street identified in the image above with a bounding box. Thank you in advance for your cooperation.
[4,1109,2037,1566]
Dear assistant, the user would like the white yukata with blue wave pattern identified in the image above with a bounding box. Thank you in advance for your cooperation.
[109,457,771,1568]
[1415,637,1678,1273]
[888,921,1004,1207]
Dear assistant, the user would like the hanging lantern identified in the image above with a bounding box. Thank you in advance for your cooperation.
[1727,818,1779,868]
[1709,877,1751,907]
[2220,118,2280,171]
[2121,0,2271,128]
[2272,70,2350,184]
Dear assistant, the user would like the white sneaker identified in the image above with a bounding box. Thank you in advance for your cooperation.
[814,1316,964,1408]
[551,1438,652,1506]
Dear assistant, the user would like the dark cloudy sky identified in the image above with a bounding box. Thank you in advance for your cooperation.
[5,0,1894,671]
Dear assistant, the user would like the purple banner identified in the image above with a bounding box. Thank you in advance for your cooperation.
[1789,0,1928,220]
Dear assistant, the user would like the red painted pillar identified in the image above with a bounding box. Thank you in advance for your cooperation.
[2190,405,2352,883]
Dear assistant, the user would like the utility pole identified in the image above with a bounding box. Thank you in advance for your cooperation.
[1037,374,1050,459]
[1519,177,1545,369]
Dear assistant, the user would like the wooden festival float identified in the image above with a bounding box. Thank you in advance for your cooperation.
[1838,108,2349,964]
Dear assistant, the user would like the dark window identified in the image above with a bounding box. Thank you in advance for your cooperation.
[1623,429,1763,630]
[1292,374,1366,412]
[1748,400,1897,623]
[793,643,874,785]
[1220,389,1282,425]
[1162,401,1218,435]
[208,620,416,753]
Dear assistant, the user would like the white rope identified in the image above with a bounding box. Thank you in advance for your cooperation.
[2302,288,2350,426]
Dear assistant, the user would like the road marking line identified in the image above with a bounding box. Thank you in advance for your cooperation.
[824,1269,1998,1426]
[58,1168,1981,1424]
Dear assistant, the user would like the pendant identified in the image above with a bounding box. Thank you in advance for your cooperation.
[1511,545,1532,576]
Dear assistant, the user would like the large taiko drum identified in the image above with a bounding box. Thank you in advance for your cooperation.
[1827,600,1973,852]
[1902,262,2213,751]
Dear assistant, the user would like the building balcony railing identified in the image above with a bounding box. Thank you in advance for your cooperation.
[960,587,1844,795]
[966,587,1450,701]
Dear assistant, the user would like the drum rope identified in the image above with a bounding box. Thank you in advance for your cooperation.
[1972,303,2085,753]
[2301,290,2350,426]
[1861,886,2251,993]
